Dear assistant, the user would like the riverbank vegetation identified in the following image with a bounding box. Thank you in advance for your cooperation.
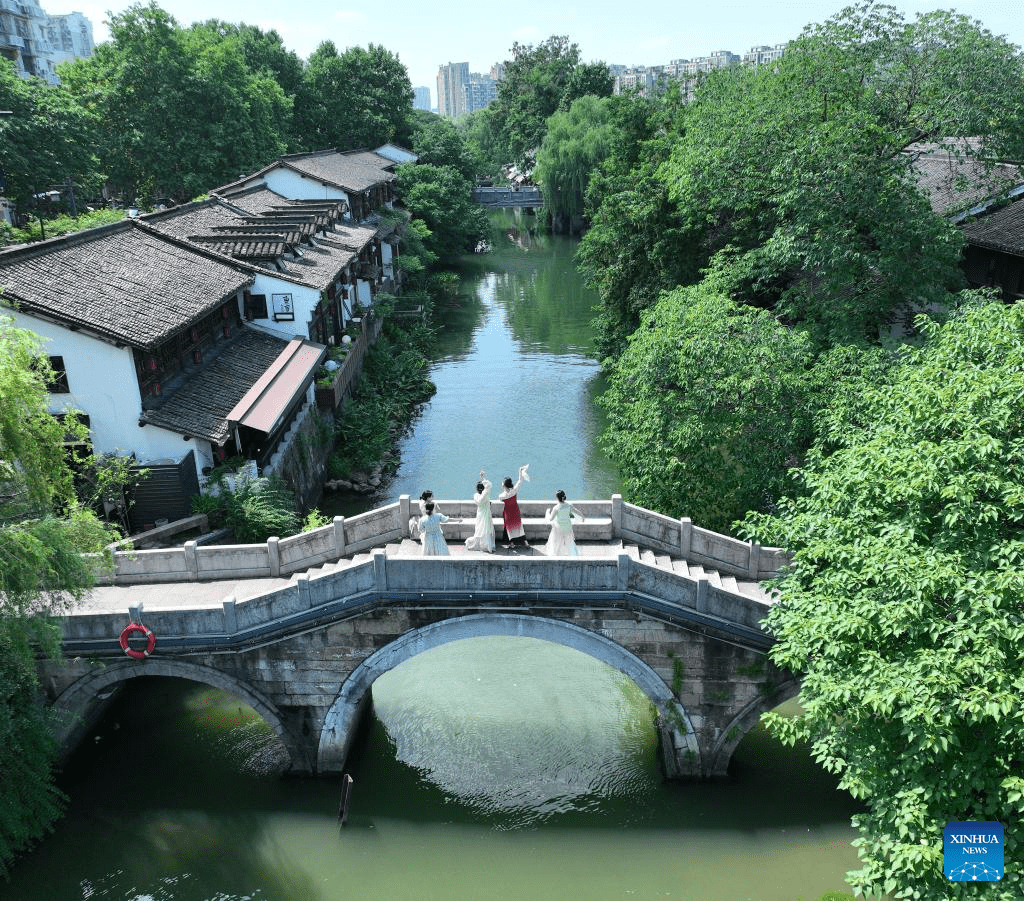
[500,5,1024,899]
[0,317,121,877]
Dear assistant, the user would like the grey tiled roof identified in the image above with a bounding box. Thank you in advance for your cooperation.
[139,328,289,443]
[0,221,252,349]
[960,197,1024,257]
[278,150,396,192]
[273,240,357,288]
[140,198,247,241]
[324,222,377,253]
[910,148,1023,217]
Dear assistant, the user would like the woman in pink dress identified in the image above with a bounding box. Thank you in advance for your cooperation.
[498,464,530,549]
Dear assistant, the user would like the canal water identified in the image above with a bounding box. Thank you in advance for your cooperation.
[5,211,863,900]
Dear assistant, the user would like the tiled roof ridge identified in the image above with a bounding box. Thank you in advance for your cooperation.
[0,217,134,267]
[131,219,256,278]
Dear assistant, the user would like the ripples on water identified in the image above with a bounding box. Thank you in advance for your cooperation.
[371,637,661,828]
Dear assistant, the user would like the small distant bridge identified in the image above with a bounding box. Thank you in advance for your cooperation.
[40,496,796,781]
[472,186,544,208]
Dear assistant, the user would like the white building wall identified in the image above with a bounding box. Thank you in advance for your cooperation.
[263,169,352,212]
[8,309,190,463]
[245,273,321,342]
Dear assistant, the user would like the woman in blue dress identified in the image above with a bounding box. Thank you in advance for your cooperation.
[419,502,451,556]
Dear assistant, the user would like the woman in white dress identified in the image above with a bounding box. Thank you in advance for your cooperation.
[419,502,450,556]
[464,469,496,553]
[410,489,439,541]
[544,490,585,556]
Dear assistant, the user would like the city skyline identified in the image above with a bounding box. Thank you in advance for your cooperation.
[47,0,1024,100]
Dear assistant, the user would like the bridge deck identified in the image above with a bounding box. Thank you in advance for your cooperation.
[73,537,769,616]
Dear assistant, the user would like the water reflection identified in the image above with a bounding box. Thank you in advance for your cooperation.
[368,638,660,829]
[373,210,619,505]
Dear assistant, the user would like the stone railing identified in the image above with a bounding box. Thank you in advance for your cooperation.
[94,495,786,586]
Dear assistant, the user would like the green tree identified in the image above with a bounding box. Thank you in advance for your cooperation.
[60,2,289,203]
[408,109,478,182]
[458,106,505,181]
[600,285,819,532]
[659,4,1024,342]
[0,58,101,212]
[576,87,698,356]
[744,297,1024,901]
[0,316,115,876]
[534,94,616,231]
[490,35,581,166]
[294,41,412,152]
[395,162,488,260]
[559,60,614,109]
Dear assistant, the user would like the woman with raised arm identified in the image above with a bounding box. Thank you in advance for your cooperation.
[544,489,585,557]
[464,469,495,553]
[418,502,451,556]
[498,464,530,549]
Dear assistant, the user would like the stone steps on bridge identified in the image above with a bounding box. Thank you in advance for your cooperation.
[625,545,765,601]
[290,538,768,602]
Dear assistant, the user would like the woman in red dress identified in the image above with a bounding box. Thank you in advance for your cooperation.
[498,464,530,549]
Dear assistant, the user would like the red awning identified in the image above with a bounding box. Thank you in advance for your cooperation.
[226,337,325,435]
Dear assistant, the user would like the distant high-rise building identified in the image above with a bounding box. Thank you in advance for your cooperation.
[463,75,497,115]
[742,43,787,66]
[0,2,94,84]
[437,61,470,118]
[414,86,432,112]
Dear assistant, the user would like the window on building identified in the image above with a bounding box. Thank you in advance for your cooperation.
[46,355,70,393]
[245,293,269,320]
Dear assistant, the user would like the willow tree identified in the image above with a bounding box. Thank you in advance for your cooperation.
[534,94,616,231]
[0,316,115,876]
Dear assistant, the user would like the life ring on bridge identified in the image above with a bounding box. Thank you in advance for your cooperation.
[119,623,156,659]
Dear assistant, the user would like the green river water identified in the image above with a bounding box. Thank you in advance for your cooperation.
[5,211,863,900]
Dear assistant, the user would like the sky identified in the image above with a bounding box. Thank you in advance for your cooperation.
[48,0,1024,106]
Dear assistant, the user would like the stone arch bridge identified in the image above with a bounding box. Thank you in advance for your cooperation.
[40,496,795,780]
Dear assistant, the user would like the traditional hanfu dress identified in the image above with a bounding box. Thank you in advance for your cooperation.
[419,511,450,556]
[544,501,584,556]
[410,497,439,542]
[464,478,495,553]
[498,464,530,544]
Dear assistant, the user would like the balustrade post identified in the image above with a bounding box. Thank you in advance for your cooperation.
[748,542,762,580]
[268,536,281,577]
[696,577,709,613]
[617,552,630,592]
[184,540,199,580]
[222,597,237,634]
[399,495,411,537]
[611,494,623,538]
[679,517,692,559]
[333,516,346,557]
[372,548,387,592]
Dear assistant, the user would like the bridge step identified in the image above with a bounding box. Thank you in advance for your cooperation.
[620,544,767,603]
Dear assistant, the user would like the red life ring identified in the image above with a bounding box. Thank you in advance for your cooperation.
[119,623,156,659]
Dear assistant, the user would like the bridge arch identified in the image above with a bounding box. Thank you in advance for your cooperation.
[704,678,801,777]
[51,659,308,771]
[317,612,699,774]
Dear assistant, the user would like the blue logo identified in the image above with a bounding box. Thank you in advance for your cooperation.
[945,821,1003,881]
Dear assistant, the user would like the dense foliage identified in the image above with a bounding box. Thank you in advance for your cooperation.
[0,1,416,214]
[744,299,1024,900]
[0,317,117,876]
